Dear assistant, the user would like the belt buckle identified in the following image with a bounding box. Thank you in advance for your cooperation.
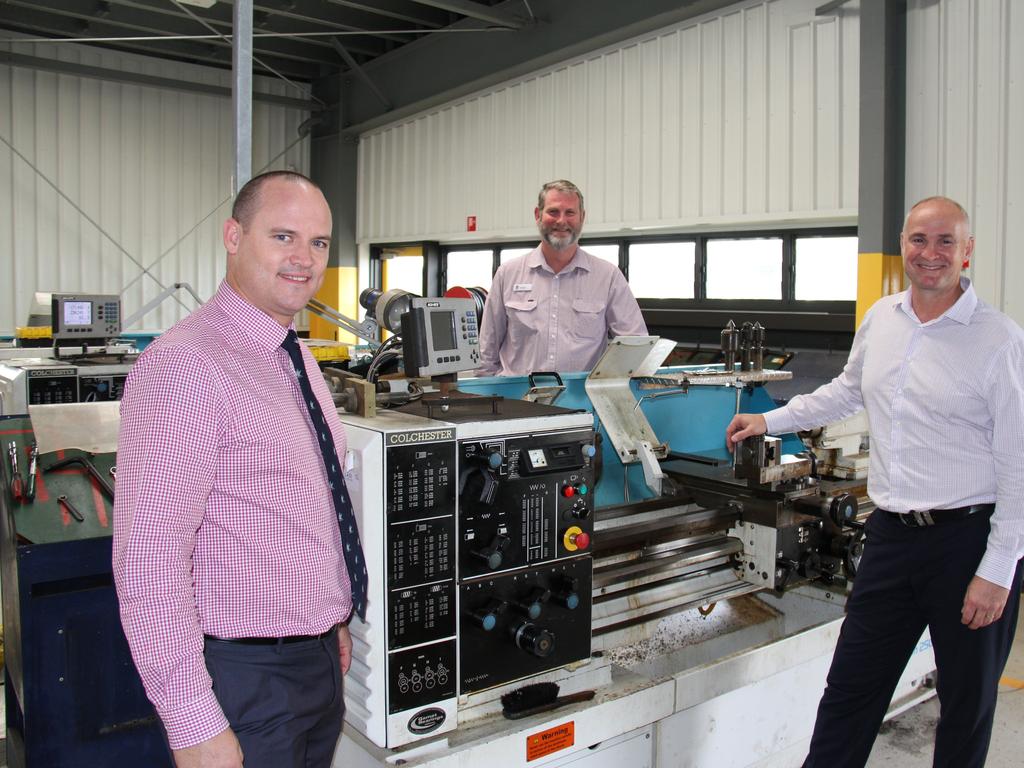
[910,510,934,526]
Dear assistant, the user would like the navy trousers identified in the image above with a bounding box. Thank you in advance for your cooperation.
[202,629,344,768]
[803,508,1023,768]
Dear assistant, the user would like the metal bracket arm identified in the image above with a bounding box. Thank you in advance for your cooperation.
[306,298,381,345]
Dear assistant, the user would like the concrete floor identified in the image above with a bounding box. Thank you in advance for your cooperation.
[867,596,1024,767]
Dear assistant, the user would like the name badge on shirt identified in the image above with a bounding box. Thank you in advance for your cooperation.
[512,283,533,292]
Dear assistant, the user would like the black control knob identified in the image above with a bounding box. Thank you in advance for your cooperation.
[571,500,591,520]
[844,531,866,578]
[828,493,858,527]
[553,577,581,610]
[472,533,511,571]
[513,588,550,620]
[467,447,503,469]
[512,621,555,658]
[470,600,506,632]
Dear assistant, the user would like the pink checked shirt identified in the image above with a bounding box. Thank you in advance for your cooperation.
[112,282,352,749]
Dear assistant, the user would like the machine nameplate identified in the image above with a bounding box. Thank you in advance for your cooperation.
[28,369,76,378]
[387,428,455,445]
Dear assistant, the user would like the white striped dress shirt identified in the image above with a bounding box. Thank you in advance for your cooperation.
[764,278,1024,588]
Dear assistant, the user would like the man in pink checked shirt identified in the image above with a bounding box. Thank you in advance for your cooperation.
[113,171,361,768]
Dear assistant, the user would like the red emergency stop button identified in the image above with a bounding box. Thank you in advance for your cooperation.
[562,485,576,498]
[563,526,590,552]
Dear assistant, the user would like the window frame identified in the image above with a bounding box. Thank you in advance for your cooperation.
[369,226,859,349]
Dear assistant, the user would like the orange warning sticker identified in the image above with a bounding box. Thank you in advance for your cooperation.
[526,721,575,762]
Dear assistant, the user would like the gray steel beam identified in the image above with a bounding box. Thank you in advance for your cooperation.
[337,0,740,133]
[233,0,253,190]
[331,37,392,110]
[815,0,851,16]
[404,0,523,28]
[0,11,323,79]
[324,0,449,28]
[858,0,906,255]
[0,50,317,110]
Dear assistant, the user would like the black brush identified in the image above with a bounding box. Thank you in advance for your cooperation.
[500,682,596,720]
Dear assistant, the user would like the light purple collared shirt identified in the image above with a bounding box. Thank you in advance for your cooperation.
[478,246,647,376]
[764,278,1024,588]
[113,281,352,749]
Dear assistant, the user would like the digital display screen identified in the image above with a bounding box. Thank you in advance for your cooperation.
[429,310,457,352]
[63,301,93,326]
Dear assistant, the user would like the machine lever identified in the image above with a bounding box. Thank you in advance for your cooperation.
[478,469,499,505]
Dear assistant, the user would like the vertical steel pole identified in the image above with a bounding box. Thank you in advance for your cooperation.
[232,0,253,192]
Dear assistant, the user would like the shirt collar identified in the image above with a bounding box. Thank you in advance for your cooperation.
[527,245,592,274]
[211,281,294,350]
[895,276,978,326]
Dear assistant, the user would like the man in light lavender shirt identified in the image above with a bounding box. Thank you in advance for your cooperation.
[477,180,647,376]
[727,197,1024,768]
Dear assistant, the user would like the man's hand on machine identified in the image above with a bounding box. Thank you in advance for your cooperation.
[725,414,768,448]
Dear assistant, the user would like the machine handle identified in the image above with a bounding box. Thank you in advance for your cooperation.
[527,371,563,388]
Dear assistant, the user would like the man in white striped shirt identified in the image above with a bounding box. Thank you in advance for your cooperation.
[727,196,1024,768]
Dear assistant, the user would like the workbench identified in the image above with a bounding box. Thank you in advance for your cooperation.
[0,406,171,767]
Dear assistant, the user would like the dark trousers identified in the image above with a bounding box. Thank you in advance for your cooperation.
[202,629,344,768]
[803,509,1023,768]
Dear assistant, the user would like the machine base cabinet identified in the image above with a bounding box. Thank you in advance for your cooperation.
[331,588,936,768]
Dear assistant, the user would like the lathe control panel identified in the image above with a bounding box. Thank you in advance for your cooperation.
[458,426,595,693]
[340,405,595,749]
[459,431,595,579]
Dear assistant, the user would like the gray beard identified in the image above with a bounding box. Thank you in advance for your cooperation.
[542,230,578,250]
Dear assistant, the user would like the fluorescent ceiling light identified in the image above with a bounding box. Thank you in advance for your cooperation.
[176,0,217,8]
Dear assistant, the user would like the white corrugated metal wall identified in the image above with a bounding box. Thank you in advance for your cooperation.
[906,0,1024,325]
[0,37,311,334]
[357,0,859,245]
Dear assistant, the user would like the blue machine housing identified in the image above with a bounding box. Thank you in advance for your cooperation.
[458,368,803,509]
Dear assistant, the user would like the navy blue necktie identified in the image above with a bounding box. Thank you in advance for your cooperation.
[282,330,367,621]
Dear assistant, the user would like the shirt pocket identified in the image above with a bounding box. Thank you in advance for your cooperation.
[571,298,606,342]
[506,298,540,345]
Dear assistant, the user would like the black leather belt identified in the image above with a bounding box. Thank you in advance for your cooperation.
[205,625,337,646]
[884,504,995,527]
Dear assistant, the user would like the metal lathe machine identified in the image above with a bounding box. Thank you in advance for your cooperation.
[0,293,935,768]
[329,326,936,768]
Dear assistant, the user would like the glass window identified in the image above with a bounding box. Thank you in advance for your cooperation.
[795,236,859,301]
[706,238,782,299]
[500,247,533,265]
[580,243,619,266]
[629,242,696,298]
[382,255,424,295]
[446,250,493,290]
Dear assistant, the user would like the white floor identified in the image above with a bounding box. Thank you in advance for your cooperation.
[867,596,1024,767]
